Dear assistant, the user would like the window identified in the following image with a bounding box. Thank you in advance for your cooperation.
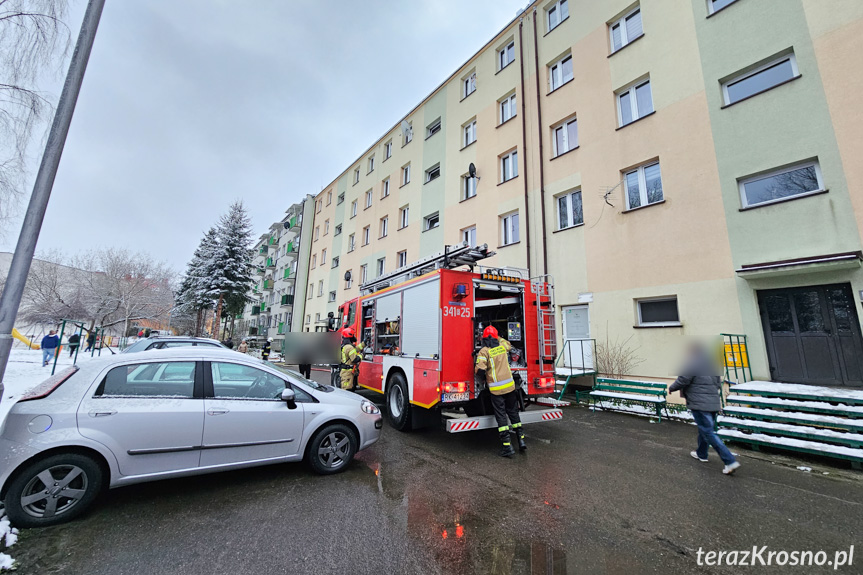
[368,156,375,173]
[708,0,738,14]
[463,120,476,147]
[556,189,584,230]
[334,224,342,236]
[722,53,799,106]
[499,41,515,70]
[321,249,327,265]
[399,206,409,229]
[345,271,353,289]
[402,164,411,185]
[462,226,477,246]
[624,162,663,210]
[637,297,680,326]
[337,192,345,205]
[360,264,368,284]
[738,161,823,208]
[351,200,358,218]
[324,219,330,235]
[306,314,310,324]
[397,250,407,268]
[404,124,413,144]
[552,117,578,156]
[382,178,390,198]
[549,53,573,92]
[307,285,313,300]
[329,291,337,302]
[547,0,569,32]
[98,362,196,398]
[462,174,477,200]
[427,118,441,138]
[362,226,370,246]
[210,363,285,400]
[376,257,386,277]
[365,189,373,208]
[500,150,518,182]
[316,200,322,213]
[384,140,392,159]
[501,212,520,246]
[610,6,643,53]
[424,212,440,230]
[617,78,653,127]
[380,216,389,238]
[314,226,319,241]
[311,254,317,269]
[425,164,441,183]
[326,191,332,205]
[354,168,360,185]
[500,93,517,124]
[318,281,324,297]
[463,71,476,98]
[348,233,356,252]
[332,256,339,268]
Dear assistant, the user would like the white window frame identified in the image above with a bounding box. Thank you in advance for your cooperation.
[350,200,358,218]
[425,163,441,183]
[546,0,569,32]
[332,256,339,269]
[552,117,578,157]
[500,150,518,183]
[382,178,390,198]
[318,281,324,297]
[402,164,411,185]
[321,249,326,265]
[708,0,739,15]
[424,212,440,231]
[636,297,681,327]
[314,226,319,241]
[556,189,584,230]
[426,118,442,138]
[499,41,515,70]
[463,71,477,98]
[384,140,392,159]
[310,253,316,268]
[329,291,337,303]
[738,160,824,208]
[380,216,389,238]
[500,212,520,246]
[399,206,409,229]
[345,272,353,290]
[499,93,517,124]
[324,219,329,235]
[368,155,375,173]
[362,226,370,246]
[397,250,407,268]
[609,6,643,53]
[360,264,368,284]
[326,191,332,205]
[376,257,386,277]
[462,226,477,246]
[623,161,664,210]
[365,189,373,208]
[548,53,573,92]
[348,233,356,252]
[404,124,413,144]
[462,174,477,200]
[337,192,345,205]
[616,78,653,127]
[354,168,360,184]
[334,224,342,236]
[463,120,477,147]
[721,53,799,106]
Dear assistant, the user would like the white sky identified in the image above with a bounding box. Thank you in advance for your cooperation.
[1,0,528,270]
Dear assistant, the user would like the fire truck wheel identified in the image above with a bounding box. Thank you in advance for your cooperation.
[386,373,412,431]
[306,423,358,475]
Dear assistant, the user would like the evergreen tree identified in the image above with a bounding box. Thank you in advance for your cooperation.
[176,227,218,336]
[209,201,255,340]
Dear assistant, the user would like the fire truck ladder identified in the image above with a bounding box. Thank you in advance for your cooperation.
[360,241,495,294]
[531,275,557,377]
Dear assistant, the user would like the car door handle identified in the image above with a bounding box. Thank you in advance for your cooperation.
[207,408,230,416]
[89,410,117,417]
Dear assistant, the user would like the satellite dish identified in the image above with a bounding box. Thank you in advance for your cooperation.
[283,221,291,229]
[344,270,352,281]
[400,120,412,138]
[468,163,477,178]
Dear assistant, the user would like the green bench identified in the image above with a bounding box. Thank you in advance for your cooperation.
[589,378,667,422]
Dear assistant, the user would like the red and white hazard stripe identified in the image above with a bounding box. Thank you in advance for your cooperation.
[541,410,563,421]
[449,420,481,432]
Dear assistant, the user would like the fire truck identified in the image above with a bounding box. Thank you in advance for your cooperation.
[337,242,564,432]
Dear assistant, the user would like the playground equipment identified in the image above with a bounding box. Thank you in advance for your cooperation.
[50,320,112,375]
[11,328,39,349]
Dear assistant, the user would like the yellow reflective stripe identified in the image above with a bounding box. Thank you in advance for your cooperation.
[497,425,510,432]
[488,355,497,382]
[488,378,514,391]
[476,357,488,368]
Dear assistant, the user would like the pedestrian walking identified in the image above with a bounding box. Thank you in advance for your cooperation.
[67,333,81,357]
[475,326,525,457]
[668,341,741,475]
[237,339,249,353]
[84,331,96,352]
[40,330,60,367]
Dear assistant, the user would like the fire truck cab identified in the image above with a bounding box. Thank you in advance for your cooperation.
[337,242,563,432]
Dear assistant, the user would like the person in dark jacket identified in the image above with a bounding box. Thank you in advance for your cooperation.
[67,333,81,357]
[84,331,96,352]
[668,341,740,475]
[40,330,60,366]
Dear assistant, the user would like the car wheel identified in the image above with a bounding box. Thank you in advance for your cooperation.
[386,372,412,431]
[4,453,103,528]
[307,423,357,475]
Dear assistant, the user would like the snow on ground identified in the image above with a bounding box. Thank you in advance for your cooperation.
[718,416,863,442]
[718,429,863,458]
[726,394,863,414]
[733,381,863,401]
[0,508,18,571]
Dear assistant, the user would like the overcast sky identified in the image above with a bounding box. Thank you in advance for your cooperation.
[1,0,527,270]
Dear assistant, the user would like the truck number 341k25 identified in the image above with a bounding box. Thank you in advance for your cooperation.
[443,306,472,318]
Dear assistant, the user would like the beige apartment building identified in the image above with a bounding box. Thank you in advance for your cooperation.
[301,0,863,388]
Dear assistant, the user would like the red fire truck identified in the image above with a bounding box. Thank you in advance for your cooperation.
[337,242,564,432]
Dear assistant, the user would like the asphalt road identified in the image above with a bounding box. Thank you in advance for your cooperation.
[9,373,863,575]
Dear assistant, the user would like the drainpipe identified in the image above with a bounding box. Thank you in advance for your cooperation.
[518,19,532,277]
[532,8,549,276]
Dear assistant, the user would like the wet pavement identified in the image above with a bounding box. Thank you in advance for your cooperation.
[9,371,863,574]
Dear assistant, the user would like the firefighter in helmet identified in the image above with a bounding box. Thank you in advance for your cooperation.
[475,325,526,457]
[339,327,363,390]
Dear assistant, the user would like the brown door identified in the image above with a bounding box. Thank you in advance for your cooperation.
[758,284,863,386]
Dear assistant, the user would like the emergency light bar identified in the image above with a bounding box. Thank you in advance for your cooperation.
[481,272,520,284]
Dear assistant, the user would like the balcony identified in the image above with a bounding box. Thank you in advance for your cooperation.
[250,306,261,316]
[269,235,278,246]
[277,322,285,335]
[260,302,267,313]
[266,257,275,268]
[281,294,294,306]
[258,245,268,255]
[262,279,274,291]
[284,241,299,258]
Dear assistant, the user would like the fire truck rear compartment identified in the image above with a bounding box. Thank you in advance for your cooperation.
[472,285,526,367]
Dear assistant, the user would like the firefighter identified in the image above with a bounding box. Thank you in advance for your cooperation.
[261,337,272,361]
[340,328,362,390]
[475,326,526,457]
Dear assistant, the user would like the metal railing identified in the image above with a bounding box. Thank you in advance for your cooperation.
[720,333,752,384]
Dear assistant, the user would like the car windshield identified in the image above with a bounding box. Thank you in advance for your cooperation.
[271,363,325,390]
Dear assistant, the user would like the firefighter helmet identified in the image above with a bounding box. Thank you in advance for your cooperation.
[341,327,356,338]
[482,326,499,339]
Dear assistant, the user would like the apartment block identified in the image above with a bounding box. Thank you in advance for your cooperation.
[294,0,863,388]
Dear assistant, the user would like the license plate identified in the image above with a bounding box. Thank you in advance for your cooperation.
[442,392,470,403]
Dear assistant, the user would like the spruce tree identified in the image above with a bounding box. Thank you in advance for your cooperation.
[209,201,255,340]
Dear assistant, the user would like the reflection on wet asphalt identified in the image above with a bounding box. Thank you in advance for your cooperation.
[10,384,863,575]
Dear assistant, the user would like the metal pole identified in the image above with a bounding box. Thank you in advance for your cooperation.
[73,323,82,364]
[52,320,66,376]
[0,0,106,402]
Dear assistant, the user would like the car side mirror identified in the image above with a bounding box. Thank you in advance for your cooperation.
[281,387,297,409]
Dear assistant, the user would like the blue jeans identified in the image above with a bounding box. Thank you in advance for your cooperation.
[691,410,736,465]
[42,347,56,365]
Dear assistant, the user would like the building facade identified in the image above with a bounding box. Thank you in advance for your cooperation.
[291,0,863,387]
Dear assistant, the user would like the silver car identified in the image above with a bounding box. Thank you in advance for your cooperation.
[0,348,382,527]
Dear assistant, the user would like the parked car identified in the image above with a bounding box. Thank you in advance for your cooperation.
[121,336,226,354]
[0,348,382,527]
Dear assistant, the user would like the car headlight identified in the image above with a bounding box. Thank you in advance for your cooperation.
[361,400,380,415]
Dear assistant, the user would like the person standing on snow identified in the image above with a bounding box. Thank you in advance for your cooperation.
[237,339,249,353]
[475,326,525,457]
[40,330,60,366]
[668,341,741,475]
[67,332,81,357]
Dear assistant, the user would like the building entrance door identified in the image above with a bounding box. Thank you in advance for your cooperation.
[757,283,863,386]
